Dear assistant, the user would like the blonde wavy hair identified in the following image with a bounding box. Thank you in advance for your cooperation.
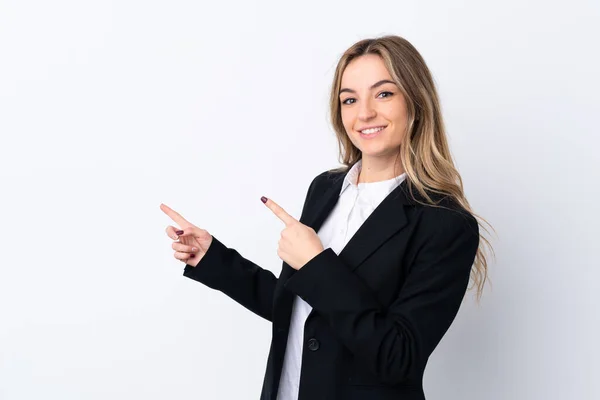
[327,35,495,302]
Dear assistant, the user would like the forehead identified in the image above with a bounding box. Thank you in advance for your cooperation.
[341,54,392,86]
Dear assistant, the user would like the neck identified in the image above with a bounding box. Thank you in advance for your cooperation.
[357,155,405,184]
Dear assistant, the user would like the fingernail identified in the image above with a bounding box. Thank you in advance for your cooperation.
[176,230,184,235]
[261,196,268,203]
[189,254,195,258]
[191,247,197,251]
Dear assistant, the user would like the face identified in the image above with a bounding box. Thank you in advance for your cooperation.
[339,54,408,160]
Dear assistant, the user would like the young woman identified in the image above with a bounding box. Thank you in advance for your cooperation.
[161,35,493,400]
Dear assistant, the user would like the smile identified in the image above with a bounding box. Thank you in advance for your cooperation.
[359,126,386,139]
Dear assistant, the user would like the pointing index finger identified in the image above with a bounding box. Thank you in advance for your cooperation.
[264,198,297,226]
[160,203,189,227]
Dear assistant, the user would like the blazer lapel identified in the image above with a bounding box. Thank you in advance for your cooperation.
[278,168,415,292]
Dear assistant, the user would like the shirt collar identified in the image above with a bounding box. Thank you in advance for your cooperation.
[340,159,362,196]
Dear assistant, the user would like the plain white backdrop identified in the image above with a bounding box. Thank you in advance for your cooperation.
[1,0,599,399]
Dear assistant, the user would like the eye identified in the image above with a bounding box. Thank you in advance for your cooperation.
[341,91,393,106]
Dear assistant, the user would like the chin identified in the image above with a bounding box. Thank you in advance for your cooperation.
[361,144,401,157]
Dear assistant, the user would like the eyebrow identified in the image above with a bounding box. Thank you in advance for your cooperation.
[339,79,397,95]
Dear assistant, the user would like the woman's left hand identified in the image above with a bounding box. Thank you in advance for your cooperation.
[262,196,325,270]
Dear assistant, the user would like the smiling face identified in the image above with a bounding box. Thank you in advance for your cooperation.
[339,54,408,161]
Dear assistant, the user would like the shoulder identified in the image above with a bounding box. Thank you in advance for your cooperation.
[306,168,345,192]
[316,167,347,187]
[414,198,480,247]
[300,170,336,208]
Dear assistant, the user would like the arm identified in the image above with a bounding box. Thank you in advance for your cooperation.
[283,207,479,384]
[182,174,320,322]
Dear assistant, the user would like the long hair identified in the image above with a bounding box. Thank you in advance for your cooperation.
[327,35,495,302]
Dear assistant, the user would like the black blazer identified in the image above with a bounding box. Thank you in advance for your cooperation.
[183,168,480,400]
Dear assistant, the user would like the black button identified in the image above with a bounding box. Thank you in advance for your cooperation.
[307,338,320,351]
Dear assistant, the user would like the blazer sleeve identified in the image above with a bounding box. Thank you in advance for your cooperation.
[181,174,320,322]
[283,206,480,384]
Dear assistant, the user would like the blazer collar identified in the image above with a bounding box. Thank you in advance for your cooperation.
[300,168,415,271]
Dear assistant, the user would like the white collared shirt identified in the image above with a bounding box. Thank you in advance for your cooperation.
[276,159,407,400]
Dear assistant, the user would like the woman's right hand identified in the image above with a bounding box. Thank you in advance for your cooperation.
[160,203,213,268]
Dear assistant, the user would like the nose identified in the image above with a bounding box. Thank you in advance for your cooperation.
[357,97,377,121]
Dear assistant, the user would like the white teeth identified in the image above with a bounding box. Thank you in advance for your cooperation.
[361,126,385,134]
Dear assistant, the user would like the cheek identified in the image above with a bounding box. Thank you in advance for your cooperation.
[393,100,409,123]
[383,103,407,123]
[340,110,354,132]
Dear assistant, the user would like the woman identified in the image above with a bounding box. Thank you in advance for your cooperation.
[161,35,493,400]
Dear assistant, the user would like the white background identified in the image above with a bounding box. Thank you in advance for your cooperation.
[1,0,599,399]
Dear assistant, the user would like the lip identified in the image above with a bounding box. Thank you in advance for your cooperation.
[358,125,387,139]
